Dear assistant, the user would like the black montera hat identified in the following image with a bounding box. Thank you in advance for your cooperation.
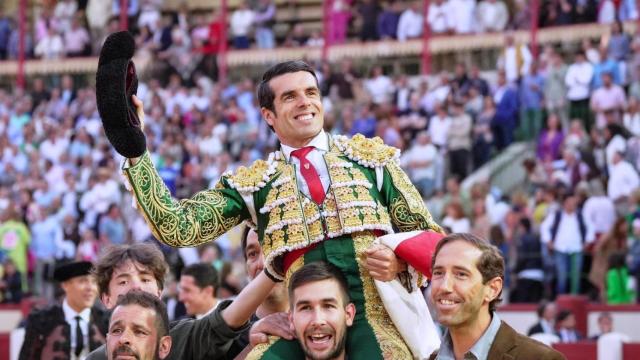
[53,261,93,282]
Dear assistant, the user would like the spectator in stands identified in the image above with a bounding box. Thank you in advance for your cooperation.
[599,0,617,24]
[357,0,382,41]
[137,0,162,33]
[511,0,532,29]
[537,114,565,162]
[465,65,490,97]
[527,301,557,336]
[519,61,545,141]
[230,1,255,49]
[607,150,640,209]
[555,309,582,342]
[0,258,22,303]
[34,26,64,60]
[476,0,509,33]
[591,72,627,130]
[0,205,30,291]
[112,0,140,31]
[0,9,11,60]
[448,0,476,34]
[30,204,63,299]
[590,312,614,340]
[428,103,451,150]
[566,51,594,132]
[442,201,471,233]
[492,71,519,151]
[606,253,636,304]
[365,66,394,105]
[541,191,596,295]
[350,104,377,138]
[498,33,532,84]
[589,217,628,301]
[54,0,77,33]
[427,0,449,35]
[99,204,127,246]
[397,1,423,42]
[470,199,491,240]
[254,0,276,49]
[447,100,472,180]
[609,21,631,62]
[377,0,400,40]
[623,97,640,136]
[472,96,494,169]
[402,131,438,198]
[557,148,589,191]
[605,123,629,174]
[511,218,544,303]
[329,0,352,44]
[545,52,569,129]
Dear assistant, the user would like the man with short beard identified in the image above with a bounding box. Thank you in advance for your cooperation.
[106,290,172,360]
[287,261,355,360]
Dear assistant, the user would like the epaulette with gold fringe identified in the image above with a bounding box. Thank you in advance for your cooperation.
[333,134,400,167]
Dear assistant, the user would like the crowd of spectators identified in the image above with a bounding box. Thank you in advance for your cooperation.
[2,0,640,321]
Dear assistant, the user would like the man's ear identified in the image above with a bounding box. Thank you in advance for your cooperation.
[261,107,275,127]
[484,277,503,304]
[288,311,295,333]
[345,303,356,327]
[101,293,113,309]
[158,335,172,359]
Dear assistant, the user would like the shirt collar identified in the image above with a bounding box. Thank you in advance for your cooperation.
[280,130,329,162]
[437,313,502,360]
[195,301,219,320]
[63,298,91,323]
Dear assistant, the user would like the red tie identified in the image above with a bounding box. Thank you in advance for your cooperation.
[291,146,325,205]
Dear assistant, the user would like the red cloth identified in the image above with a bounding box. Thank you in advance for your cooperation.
[392,231,443,278]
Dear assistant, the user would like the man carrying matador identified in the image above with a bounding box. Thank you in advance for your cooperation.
[96,31,445,360]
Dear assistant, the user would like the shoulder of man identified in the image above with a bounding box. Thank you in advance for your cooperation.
[221,156,279,194]
[333,134,400,168]
[25,304,65,327]
[496,321,566,360]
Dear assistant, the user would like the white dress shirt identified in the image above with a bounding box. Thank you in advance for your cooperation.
[582,196,616,235]
[541,210,595,253]
[608,160,640,201]
[565,61,594,101]
[281,130,331,199]
[63,299,91,359]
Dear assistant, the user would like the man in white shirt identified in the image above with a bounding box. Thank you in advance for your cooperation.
[541,192,595,295]
[364,66,394,104]
[566,51,594,131]
[447,0,476,34]
[178,263,220,319]
[607,150,640,204]
[427,0,450,35]
[497,34,532,83]
[397,1,423,41]
[582,181,616,238]
[19,261,108,359]
[476,0,508,32]
[402,131,438,198]
[230,1,255,49]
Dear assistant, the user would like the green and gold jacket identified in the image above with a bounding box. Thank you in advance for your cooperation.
[123,134,442,280]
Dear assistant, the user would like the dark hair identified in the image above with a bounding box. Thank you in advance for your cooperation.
[431,233,505,313]
[181,263,218,295]
[537,301,551,318]
[556,309,573,323]
[241,225,252,261]
[113,289,170,338]
[519,217,532,233]
[257,60,319,115]
[288,261,350,306]
[93,243,168,297]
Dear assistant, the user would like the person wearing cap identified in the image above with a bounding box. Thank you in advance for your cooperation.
[19,260,108,360]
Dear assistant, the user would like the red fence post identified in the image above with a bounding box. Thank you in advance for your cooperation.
[120,0,129,31]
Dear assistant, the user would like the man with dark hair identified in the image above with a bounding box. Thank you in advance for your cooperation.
[98,33,443,359]
[286,261,355,360]
[179,263,219,319]
[429,233,565,360]
[527,301,557,336]
[20,261,108,360]
[106,290,172,360]
[87,243,286,360]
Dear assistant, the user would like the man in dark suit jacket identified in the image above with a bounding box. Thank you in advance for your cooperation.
[527,301,557,336]
[427,233,565,360]
[19,261,108,360]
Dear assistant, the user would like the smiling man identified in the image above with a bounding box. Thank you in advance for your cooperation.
[99,34,444,359]
[178,263,219,319]
[289,262,355,360]
[429,233,565,360]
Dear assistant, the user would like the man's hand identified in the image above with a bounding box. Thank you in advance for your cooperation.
[364,243,407,282]
[249,312,294,347]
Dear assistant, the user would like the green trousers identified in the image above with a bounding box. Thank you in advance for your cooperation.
[247,233,412,360]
